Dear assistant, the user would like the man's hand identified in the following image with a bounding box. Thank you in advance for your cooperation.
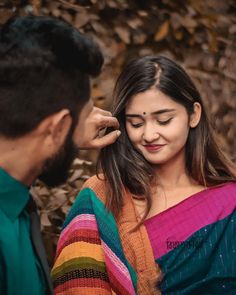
[75,107,121,149]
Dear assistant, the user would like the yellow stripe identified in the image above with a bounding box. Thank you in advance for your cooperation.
[54,241,104,269]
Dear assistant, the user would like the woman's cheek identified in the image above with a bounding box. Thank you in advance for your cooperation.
[127,129,141,144]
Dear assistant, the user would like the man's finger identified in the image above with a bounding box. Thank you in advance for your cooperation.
[93,107,112,117]
[98,116,119,129]
[92,130,121,149]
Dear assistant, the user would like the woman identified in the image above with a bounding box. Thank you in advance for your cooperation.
[52,56,236,294]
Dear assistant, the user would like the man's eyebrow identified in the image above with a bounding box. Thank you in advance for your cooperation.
[125,109,176,118]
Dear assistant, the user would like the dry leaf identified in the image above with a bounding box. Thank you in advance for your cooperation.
[61,205,72,215]
[68,169,83,183]
[61,11,73,24]
[73,158,87,165]
[51,188,68,196]
[154,21,169,41]
[91,21,107,35]
[137,10,148,17]
[41,213,51,227]
[127,18,143,30]
[37,186,50,196]
[92,86,104,99]
[29,0,41,14]
[229,25,236,34]
[182,15,197,30]
[133,32,147,44]
[174,30,183,40]
[0,9,13,24]
[115,26,130,44]
[74,9,90,28]
[51,8,61,18]
[73,158,92,166]
[170,13,183,31]
[207,30,218,52]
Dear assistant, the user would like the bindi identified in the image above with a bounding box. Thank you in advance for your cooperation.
[143,112,146,115]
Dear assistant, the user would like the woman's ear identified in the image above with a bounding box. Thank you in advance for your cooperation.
[190,102,202,128]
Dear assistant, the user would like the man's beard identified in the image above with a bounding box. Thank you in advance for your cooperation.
[38,133,78,187]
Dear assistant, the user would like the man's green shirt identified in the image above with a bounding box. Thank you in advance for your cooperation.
[0,168,46,295]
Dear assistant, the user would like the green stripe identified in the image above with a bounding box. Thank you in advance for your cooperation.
[51,257,106,280]
[88,188,138,292]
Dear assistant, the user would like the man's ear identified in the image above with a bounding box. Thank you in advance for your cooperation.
[49,109,72,145]
[190,102,202,128]
[37,109,72,146]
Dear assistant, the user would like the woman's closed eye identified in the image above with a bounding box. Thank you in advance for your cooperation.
[157,118,173,125]
[130,122,143,128]
[129,118,173,128]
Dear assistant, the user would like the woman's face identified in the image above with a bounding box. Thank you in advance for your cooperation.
[125,88,194,166]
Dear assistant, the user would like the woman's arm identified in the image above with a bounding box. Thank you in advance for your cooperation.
[52,185,137,295]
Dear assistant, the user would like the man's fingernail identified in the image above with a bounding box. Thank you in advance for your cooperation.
[117,130,121,136]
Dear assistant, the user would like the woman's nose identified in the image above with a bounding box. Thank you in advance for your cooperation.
[142,125,160,142]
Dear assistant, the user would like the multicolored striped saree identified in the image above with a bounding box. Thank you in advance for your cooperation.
[52,178,236,294]
[52,188,137,294]
[52,176,160,295]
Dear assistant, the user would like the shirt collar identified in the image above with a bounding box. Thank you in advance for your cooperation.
[0,167,30,221]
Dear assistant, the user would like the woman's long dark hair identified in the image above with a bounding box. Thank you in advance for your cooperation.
[98,56,236,222]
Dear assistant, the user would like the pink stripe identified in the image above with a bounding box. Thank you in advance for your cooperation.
[102,241,135,295]
[144,182,236,258]
[58,214,98,250]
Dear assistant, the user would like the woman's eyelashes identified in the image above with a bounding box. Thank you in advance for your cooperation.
[129,118,173,128]
[158,118,173,125]
[131,122,143,128]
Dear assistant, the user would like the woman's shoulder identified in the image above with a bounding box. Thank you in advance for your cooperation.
[206,181,236,206]
[82,173,107,190]
[64,175,109,227]
[80,174,108,203]
[211,181,236,193]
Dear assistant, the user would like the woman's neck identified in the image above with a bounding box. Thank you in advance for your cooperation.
[153,151,194,190]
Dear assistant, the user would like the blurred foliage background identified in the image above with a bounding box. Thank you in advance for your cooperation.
[1,0,235,266]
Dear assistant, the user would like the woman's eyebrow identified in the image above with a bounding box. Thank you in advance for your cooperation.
[125,108,176,118]
[152,108,176,115]
[125,114,143,118]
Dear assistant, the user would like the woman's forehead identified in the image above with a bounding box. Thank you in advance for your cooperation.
[125,89,181,114]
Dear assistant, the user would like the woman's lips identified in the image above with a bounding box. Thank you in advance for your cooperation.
[143,144,166,151]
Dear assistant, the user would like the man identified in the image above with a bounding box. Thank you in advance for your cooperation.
[0,15,120,295]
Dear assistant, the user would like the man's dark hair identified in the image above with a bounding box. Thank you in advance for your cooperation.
[0,15,103,138]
